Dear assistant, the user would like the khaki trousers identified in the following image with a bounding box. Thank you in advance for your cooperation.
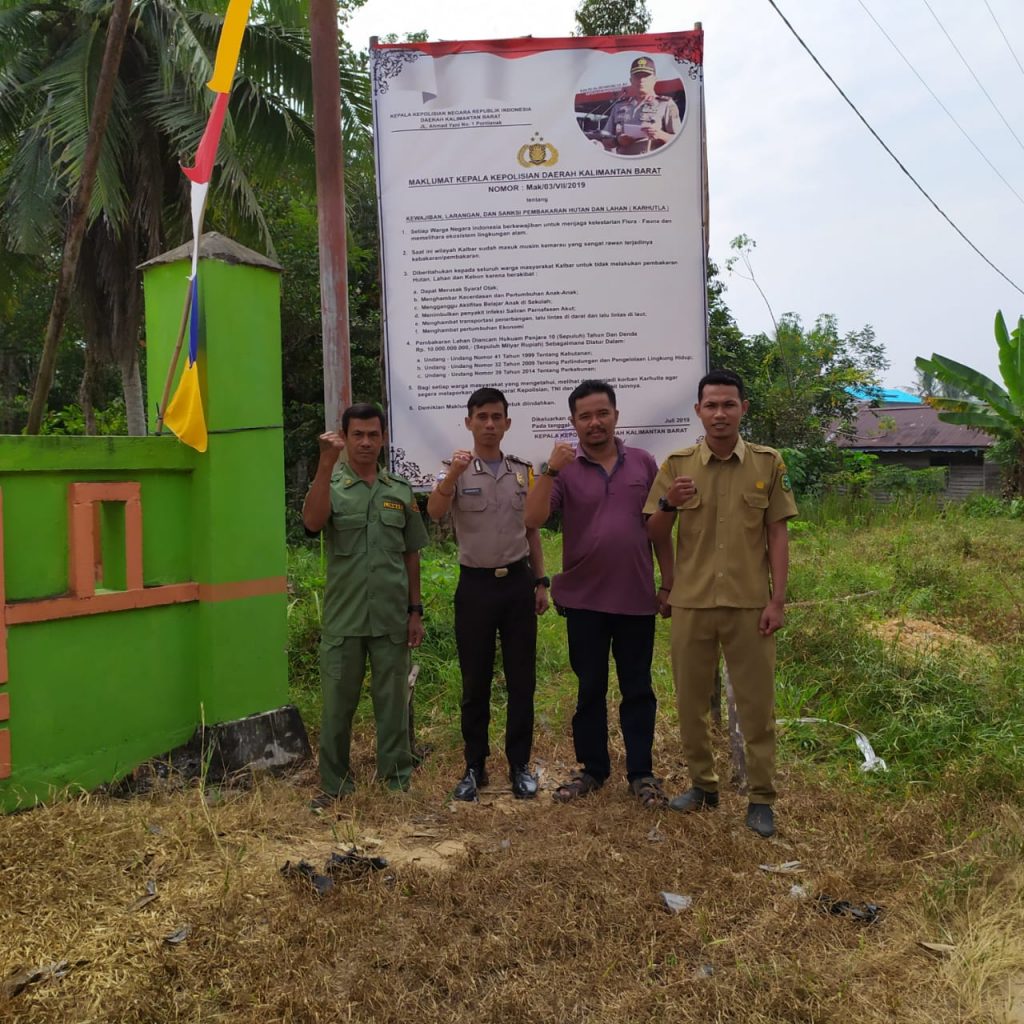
[670,607,777,804]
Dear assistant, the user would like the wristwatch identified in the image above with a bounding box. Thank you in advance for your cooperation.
[534,576,551,588]
[539,462,559,478]
[407,604,424,616]
[657,496,678,512]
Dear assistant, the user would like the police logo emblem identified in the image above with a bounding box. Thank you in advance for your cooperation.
[781,474,792,492]
[517,132,559,168]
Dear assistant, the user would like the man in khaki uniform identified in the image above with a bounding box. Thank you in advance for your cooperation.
[302,403,429,805]
[604,56,681,156]
[427,387,549,802]
[645,370,797,837]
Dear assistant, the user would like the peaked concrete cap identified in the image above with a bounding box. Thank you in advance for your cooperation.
[139,231,282,272]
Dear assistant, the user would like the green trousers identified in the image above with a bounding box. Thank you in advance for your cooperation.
[670,607,777,805]
[319,634,413,794]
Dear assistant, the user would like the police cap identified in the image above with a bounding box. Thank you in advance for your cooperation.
[630,56,656,77]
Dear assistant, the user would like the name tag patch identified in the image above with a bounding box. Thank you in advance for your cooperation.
[462,487,482,495]
[382,499,405,511]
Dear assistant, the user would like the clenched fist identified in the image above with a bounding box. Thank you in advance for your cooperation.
[446,449,473,480]
[665,476,697,507]
[547,441,576,473]
[317,431,345,468]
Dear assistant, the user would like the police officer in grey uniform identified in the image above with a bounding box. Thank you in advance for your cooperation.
[427,387,549,802]
[604,56,681,156]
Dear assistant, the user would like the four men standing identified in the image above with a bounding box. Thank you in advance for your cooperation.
[307,371,796,836]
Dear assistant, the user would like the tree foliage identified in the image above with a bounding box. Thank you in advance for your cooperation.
[0,0,370,433]
[916,312,1024,495]
[718,236,887,449]
[574,0,651,37]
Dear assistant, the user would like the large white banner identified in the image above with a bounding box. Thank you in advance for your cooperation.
[370,31,707,485]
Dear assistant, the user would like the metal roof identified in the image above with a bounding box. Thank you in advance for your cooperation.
[138,232,281,272]
[837,403,994,451]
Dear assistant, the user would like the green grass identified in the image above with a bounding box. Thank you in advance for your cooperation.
[288,501,1024,801]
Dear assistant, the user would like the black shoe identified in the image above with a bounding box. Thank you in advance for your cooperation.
[510,765,538,800]
[309,790,348,813]
[452,766,487,802]
[668,786,720,813]
[745,802,775,838]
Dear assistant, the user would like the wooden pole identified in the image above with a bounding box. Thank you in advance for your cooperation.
[310,0,352,430]
[153,282,195,434]
[25,0,133,434]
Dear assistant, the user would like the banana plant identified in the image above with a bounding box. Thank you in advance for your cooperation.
[916,312,1024,494]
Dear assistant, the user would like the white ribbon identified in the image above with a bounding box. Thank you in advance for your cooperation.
[777,717,888,773]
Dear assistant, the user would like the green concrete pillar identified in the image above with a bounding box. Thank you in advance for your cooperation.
[142,233,288,724]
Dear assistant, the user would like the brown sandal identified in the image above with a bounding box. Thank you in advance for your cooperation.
[552,772,601,803]
[630,776,667,809]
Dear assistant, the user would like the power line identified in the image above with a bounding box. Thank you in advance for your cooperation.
[920,0,1024,155]
[765,0,1024,300]
[982,0,1024,81]
[856,0,1024,209]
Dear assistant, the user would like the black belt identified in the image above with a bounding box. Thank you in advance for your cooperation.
[459,557,530,578]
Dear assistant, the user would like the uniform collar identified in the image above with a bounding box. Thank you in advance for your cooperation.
[338,462,386,487]
[471,452,509,477]
[699,435,746,465]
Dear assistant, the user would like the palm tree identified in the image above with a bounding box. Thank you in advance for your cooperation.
[915,311,1024,495]
[0,0,370,434]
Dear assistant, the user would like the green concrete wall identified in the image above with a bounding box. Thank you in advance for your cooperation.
[1,240,289,811]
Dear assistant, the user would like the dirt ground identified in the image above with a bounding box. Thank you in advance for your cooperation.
[2,729,1022,1024]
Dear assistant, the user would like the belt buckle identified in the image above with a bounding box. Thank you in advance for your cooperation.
[494,567,509,578]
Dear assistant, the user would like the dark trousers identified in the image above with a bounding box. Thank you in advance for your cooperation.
[564,608,657,783]
[455,564,537,769]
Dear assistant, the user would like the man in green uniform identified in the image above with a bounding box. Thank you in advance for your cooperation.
[302,403,429,804]
[645,370,798,838]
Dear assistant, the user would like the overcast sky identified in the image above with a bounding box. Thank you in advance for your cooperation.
[345,0,1024,390]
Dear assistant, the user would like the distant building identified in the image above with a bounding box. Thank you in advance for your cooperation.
[836,394,1000,499]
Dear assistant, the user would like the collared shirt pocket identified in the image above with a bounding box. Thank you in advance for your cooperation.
[457,488,488,512]
[742,491,769,528]
[511,487,527,510]
[378,506,407,550]
[678,493,702,532]
[331,512,367,556]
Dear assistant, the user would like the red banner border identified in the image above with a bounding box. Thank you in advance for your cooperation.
[370,30,703,66]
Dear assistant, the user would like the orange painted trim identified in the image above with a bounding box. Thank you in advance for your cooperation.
[0,730,9,780]
[0,692,8,721]
[198,577,287,602]
[0,487,7,685]
[70,481,140,503]
[125,497,144,591]
[68,481,144,598]
[3,575,286,626]
[68,491,95,597]
[5,582,199,625]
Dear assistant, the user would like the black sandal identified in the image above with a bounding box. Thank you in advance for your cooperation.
[552,772,601,803]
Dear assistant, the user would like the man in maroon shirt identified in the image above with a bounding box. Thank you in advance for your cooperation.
[525,380,674,807]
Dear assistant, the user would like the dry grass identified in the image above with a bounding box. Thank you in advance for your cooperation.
[2,727,1022,1024]
[866,618,998,671]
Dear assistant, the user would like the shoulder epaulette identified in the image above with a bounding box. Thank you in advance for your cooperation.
[506,453,532,466]
[748,443,782,458]
[667,445,699,458]
[388,470,411,486]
